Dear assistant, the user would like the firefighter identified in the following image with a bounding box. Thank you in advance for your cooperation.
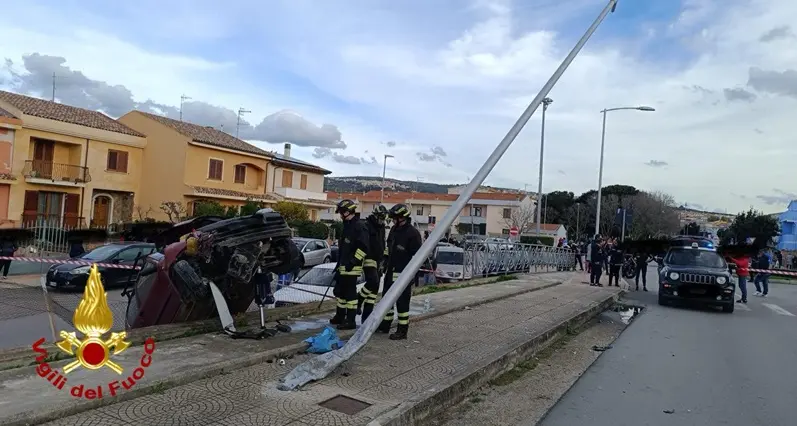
[378,203,422,340]
[357,204,388,322]
[331,199,370,330]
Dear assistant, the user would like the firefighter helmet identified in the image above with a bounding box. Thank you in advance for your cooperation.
[373,204,389,218]
[388,203,411,219]
[335,199,357,214]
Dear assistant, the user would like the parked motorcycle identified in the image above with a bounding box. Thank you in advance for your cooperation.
[621,255,637,279]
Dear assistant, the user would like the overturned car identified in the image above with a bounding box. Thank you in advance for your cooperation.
[125,209,300,330]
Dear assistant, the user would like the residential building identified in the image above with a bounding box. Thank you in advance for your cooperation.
[324,190,533,236]
[117,111,334,221]
[0,91,146,229]
[0,106,22,226]
[777,201,797,251]
[521,224,568,243]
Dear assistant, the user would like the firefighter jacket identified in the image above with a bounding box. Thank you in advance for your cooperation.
[385,221,423,280]
[363,214,386,268]
[337,216,370,276]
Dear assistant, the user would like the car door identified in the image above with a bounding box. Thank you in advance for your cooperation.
[304,241,323,266]
[106,246,153,288]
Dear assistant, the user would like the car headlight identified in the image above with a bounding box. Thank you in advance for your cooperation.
[71,266,90,275]
[716,276,727,285]
[668,272,680,280]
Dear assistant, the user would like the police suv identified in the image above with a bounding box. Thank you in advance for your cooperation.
[657,237,736,313]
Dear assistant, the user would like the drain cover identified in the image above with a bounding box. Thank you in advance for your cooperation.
[319,395,372,415]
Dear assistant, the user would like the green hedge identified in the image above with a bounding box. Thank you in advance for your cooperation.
[520,235,555,246]
[290,220,330,239]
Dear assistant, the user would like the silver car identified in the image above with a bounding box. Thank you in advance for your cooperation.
[293,238,332,267]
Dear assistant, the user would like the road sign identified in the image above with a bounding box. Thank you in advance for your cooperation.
[509,226,519,237]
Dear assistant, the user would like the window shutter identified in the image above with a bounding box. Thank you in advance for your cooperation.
[63,194,81,228]
[119,151,128,172]
[22,191,39,223]
[107,151,117,170]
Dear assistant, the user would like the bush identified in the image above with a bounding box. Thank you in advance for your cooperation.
[328,221,343,240]
[290,220,330,239]
[520,235,555,246]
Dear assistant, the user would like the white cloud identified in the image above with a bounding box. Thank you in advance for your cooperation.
[1,0,796,213]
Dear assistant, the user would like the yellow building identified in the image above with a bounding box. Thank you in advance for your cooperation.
[0,91,146,228]
[118,111,334,221]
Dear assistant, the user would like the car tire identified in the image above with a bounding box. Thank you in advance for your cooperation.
[658,294,668,306]
[173,259,209,302]
[323,256,330,264]
[722,302,734,313]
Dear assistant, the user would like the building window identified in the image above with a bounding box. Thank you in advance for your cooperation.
[503,208,511,219]
[107,150,129,173]
[234,164,246,183]
[300,174,308,190]
[416,206,424,216]
[208,159,223,180]
[310,209,317,221]
[471,206,483,217]
[282,170,293,187]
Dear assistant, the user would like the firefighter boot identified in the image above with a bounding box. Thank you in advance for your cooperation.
[329,307,345,325]
[376,319,392,333]
[337,307,357,330]
[389,324,408,340]
[356,294,364,315]
[361,303,374,323]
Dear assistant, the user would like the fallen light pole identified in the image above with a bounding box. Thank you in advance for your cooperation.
[279,0,622,391]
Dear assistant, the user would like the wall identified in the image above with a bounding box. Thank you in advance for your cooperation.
[81,139,143,221]
[183,144,268,193]
[486,205,515,236]
[266,163,325,195]
[118,112,188,221]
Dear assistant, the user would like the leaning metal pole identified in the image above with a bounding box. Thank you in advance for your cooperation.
[279,0,620,391]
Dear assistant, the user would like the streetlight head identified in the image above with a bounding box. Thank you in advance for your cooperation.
[385,154,394,158]
[543,97,553,105]
[637,106,655,111]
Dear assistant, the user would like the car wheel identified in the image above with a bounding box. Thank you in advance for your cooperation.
[658,294,668,306]
[323,256,330,264]
[722,302,734,313]
[173,259,209,302]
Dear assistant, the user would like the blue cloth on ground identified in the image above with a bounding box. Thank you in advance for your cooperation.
[304,326,346,354]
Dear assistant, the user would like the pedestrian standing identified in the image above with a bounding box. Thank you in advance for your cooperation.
[585,238,593,275]
[378,204,422,340]
[589,235,604,286]
[753,250,770,297]
[0,236,17,278]
[331,199,370,330]
[634,249,650,291]
[574,242,584,271]
[608,243,623,287]
[728,254,750,304]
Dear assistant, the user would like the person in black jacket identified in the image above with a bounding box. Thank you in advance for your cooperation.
[607,243,623,287]
[331,199,370,330]
[378,203,422,340]
[589,235,605,286]
[357,204,388,321]
[753,251,770,297]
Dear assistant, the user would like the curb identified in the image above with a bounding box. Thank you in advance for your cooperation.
[4,278,566,426]
[367,290,622,426]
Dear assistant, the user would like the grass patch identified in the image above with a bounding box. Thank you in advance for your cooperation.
[490,321,582,387]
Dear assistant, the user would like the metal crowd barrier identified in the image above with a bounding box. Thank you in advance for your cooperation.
[462,242,576,278]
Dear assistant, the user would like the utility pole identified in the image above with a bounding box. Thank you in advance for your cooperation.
[535,97,553,237]
[51,72,56,101]
[179,95,192,121]
[576,203,581,239]
[380,154,394,203]
[236,108,251,138]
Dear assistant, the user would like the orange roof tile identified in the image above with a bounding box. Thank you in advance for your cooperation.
[0,90,144,137]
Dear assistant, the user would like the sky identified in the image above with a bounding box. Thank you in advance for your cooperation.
[1,0,795,214]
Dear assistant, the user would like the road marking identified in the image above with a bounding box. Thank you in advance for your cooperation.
[763,303,795,317]
[735,303,751,311]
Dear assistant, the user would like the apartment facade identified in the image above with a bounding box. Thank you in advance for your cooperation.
[324,190,532,236]
[118,112,334,221]
[0,91,146,229]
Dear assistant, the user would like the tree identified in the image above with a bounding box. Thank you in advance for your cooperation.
[273,201,309,223]
[160,201,187,223]
[192,200,237,218]
[721,209,780,246]
[455,223,473,235]
[707,215,722,222]
[681,222,702,236]
[240,199,264,216]
[133,205,154,221]
[503,204,535,233]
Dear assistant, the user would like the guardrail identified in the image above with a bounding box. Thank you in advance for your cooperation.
[452,242,576,280]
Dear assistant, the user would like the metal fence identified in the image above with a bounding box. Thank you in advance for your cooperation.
[18,218,112,255]
[461,242,576,279]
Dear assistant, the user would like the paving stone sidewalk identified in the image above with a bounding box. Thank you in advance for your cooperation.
[0,272,570,425]
[34,277,619,426]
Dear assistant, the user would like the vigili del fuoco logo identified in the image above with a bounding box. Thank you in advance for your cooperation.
[32,264,156,400]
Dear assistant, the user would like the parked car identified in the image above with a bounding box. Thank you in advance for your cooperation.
[273,262,366,307]
[433,246,468,282]
[46,242,155,291]
[292,238,332,267]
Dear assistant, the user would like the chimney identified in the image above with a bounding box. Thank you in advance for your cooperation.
[284,143,291,158]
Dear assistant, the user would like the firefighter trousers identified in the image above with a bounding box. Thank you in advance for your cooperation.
[334,272,360,324]
[379,271,412,331]
[359,265,381,322]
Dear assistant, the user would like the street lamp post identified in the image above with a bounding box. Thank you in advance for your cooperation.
[535,97,553,236]
[380,154,394,203]
[594,106,655,237]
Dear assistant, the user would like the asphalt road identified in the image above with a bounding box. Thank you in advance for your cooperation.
[537,265,797,426]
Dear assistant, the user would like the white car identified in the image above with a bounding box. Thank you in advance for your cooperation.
[273,263,367,307]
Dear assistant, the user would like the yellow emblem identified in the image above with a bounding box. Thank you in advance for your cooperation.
[56,264,131,374]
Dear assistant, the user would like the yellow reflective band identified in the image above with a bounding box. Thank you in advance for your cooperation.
[359,287,372,296]
[363,259,378,267]
[383,315,394,321]
[337,303,347,308]
[392,273,401,279]
[398,319,409,325]
[340,271,361,276]
[384,248,389,255]
[354,249,366,260]
[347,300,358,308]
[397,312,410,318]
[364,299,375,305]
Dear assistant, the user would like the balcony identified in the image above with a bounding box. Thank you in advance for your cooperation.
[275,187,326,201]
[413,215,429,224]
[459,215,486,225]
[21,213,86,229]
[319,211,338,221]
[23,160,91,186]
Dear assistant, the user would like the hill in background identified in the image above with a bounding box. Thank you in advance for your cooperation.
[323,176,522,194]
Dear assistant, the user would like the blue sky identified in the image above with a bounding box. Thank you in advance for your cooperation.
[1,0,797,214]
